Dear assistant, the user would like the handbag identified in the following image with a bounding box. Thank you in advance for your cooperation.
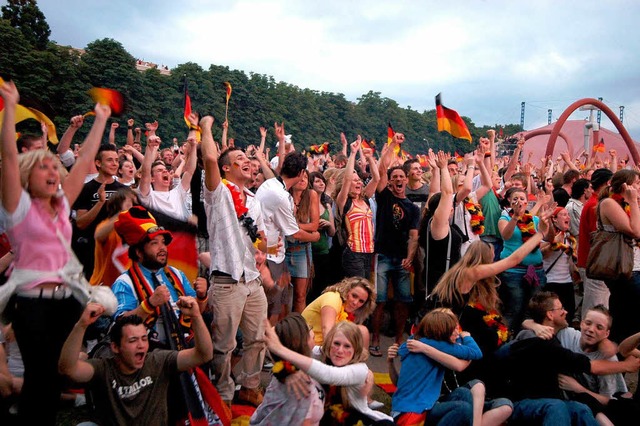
[586,202,634,281]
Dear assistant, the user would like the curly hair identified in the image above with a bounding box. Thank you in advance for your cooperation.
[322,277,376,324]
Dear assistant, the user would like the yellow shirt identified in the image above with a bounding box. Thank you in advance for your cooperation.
[302,291,346,345]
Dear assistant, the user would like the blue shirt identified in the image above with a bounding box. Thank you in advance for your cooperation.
[391,336,482,414]
[112,263,195,321]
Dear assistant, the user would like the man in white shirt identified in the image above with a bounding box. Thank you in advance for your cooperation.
[138,128,197,222]
[200,116,269,407]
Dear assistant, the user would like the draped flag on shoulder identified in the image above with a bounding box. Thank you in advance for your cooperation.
[435,93,472,142]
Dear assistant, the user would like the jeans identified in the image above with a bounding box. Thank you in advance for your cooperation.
[376,253,412,303]
[499,267,546,334]
[512,398,598,426]
[428,386,473,425]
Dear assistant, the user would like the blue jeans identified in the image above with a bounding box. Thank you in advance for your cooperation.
[376,253,412,303]
[512,398,598,426]
[428,386,474,425]
[499,267,546,334]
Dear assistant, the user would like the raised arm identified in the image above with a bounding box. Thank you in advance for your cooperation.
[503,137,524,184]
[474,148,492,201]
[63,104,111,206]
[455,153,475,203]
[179,137,198,191]
[362,146,380,199]
[57,115,84,158]
[220,120,229,151]
[176,296,213,370]
[335,135,361,214]
[108,122,118,146]
[376,133,403,193]
[431,151,455,241]
[138,135,160,197]
[126,118,135,146]
[199,116,220,191]
[0,80,23,213]
[274,122,287,175]
[58,303,104,383]
[258,126,267,154]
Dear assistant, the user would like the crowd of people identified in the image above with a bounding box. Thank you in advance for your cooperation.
[1,76,640,425]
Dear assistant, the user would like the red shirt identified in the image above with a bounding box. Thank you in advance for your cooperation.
[577,193,599,267]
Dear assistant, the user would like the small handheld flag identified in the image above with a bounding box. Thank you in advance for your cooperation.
[88,88,125,117]
[435,93,472,142]
[224,82,232,121]
[593,138,605,153]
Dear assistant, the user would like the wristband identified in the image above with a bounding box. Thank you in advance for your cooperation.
[141,298,155,314]
[484,153,491,158]
[189,124,201,132]
[128,126,133,130]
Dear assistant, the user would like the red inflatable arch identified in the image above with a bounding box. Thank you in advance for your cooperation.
[544,98,640,165]
[524,129,574,155]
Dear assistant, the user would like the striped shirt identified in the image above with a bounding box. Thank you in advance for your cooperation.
[345,200,374,253]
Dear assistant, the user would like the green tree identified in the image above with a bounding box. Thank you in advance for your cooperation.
[1,0,50,50]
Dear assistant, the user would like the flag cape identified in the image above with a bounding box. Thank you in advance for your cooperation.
[435,93,472,142]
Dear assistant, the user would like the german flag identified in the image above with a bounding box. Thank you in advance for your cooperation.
[183,77,192,128]
[362,138,376,151]
[387,122,395,144]
[593,138,605,153]
[455,151,464,162]
[417,154,429,168]
[224,82,232,103]
[435,93,472,142]
[88,87,125,116]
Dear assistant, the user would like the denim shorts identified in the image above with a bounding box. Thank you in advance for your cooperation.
[376,253,412,303]
[285,243,312,278]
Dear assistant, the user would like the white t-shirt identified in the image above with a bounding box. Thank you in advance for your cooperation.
[255,178,299,264]
[139,183,191,222]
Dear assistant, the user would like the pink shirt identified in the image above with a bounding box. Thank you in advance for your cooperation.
[2,191,71,289]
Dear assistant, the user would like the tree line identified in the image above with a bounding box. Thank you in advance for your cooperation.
[0,0,522,154]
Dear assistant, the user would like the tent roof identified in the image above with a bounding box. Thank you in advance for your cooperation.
[512,120,640,166]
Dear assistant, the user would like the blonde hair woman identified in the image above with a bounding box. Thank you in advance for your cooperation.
[302,277,376,346]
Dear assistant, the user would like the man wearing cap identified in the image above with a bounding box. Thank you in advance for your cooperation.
[577,168,614,317]
[200,116,269,407]
[110,206,207,346]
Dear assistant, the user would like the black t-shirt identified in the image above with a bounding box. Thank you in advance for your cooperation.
[72,178,126,277]
[502,332,591,401]
[374,188,420,258]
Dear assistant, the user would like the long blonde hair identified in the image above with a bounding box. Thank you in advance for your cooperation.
[18,149,68,191]
[431,240,501,312]
[322,277,376,324]
[320,321,367,410]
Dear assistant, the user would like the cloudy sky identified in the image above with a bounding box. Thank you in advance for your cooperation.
[27,0,640,139]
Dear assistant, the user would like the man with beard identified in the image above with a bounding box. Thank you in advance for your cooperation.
[58,299,212,426]
[110,206,207,347]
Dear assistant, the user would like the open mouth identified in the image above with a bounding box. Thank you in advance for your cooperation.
[135,352,145,363]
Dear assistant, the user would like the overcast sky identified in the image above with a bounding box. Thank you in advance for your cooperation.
[26,0,640,139]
